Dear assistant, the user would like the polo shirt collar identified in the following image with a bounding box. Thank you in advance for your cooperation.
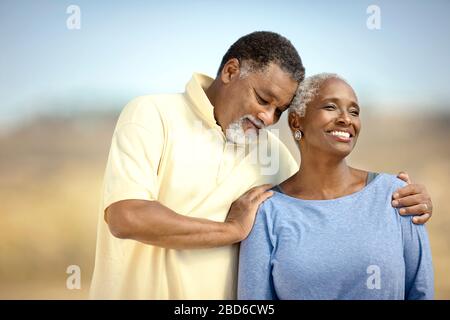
[185,73,223,131]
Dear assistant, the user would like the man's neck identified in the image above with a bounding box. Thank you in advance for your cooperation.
[204,79,225,130]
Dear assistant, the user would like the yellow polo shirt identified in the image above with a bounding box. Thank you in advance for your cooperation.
[90,73,298,299]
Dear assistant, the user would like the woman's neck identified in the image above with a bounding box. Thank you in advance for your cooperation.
[281,151,367,200]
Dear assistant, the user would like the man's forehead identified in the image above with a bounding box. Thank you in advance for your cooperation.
[252,72,297,99]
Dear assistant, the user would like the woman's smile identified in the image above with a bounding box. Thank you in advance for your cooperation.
[325,129,354,143]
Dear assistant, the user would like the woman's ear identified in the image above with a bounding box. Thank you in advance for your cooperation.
[220,58,240,84]
[288,111,303,133]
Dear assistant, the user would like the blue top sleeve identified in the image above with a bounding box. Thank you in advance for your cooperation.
[400,213,434,299]
[238,203,277,300]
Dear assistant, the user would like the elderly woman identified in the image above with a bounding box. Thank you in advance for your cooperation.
[237,73,434,300]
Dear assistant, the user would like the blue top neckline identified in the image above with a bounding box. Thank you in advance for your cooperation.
[273,172,384,204]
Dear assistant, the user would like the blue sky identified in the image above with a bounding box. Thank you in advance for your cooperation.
[1,0,450,124]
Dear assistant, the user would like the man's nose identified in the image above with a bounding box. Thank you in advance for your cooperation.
[258,109,276,126]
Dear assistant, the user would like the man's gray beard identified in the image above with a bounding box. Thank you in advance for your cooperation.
[225,116,260,145]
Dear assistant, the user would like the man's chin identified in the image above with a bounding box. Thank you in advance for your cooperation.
[225,118,260,145]
[226,131,258,145]
[244,127,259,137]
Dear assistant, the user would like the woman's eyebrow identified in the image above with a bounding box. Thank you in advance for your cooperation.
[321,96,359,107]
[320,97,340,103]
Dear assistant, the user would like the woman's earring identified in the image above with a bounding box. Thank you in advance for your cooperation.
[294,130,303,141]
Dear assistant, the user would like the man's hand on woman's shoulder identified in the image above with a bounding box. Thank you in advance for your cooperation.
[392,171,433,225]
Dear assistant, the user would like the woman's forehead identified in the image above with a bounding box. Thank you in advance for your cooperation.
[318,78,358,103]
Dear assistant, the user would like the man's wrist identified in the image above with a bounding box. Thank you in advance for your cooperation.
[221,221,243,245]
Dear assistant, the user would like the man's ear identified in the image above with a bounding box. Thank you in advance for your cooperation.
[220,58,241,84]
[288,111,303,133]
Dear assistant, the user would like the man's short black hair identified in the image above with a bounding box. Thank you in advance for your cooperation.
[217,31,305,82]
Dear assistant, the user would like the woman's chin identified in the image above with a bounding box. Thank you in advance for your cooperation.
[325,144,354,159]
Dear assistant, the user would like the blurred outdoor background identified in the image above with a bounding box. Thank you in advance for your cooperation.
[0,0,449,299]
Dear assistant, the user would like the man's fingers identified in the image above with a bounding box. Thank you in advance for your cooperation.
[397,203,430,216]
[397,171,412,184]
[254,190,274,204]
[412,214,431,225]
[247,184,273,198]
[392,183,424,200]
[392,194,427,208]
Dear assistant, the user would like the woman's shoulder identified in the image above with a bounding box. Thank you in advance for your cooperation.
[372,172,408,190]
[369,173,420,225]
[256,186,302,220]
[267,185,299,206]
[252,189,300,240]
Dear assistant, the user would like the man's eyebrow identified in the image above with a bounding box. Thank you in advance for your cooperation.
[253,88,264,96]
[260,88,292,109]
[255,87,276,99]
[257,87,294,111]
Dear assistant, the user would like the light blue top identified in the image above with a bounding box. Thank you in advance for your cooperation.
[237,173,434,300]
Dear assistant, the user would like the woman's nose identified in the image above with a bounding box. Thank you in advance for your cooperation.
[336,112,352,126]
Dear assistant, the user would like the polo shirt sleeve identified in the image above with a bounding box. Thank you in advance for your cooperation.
[102,98,165,212]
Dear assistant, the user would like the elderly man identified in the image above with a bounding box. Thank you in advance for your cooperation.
[90,31,432,299]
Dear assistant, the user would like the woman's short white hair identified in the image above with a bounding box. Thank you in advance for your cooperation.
[289,73,348,117]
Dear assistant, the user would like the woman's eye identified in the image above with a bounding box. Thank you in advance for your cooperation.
[324,105,335,110]
[350,109,360,116]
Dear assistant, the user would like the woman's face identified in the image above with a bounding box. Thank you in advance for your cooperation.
[291,77,361,159]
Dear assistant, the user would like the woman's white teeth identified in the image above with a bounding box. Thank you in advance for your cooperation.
[330,131,350,138]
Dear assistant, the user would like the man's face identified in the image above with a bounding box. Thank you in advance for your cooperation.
[218,62,298,144]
